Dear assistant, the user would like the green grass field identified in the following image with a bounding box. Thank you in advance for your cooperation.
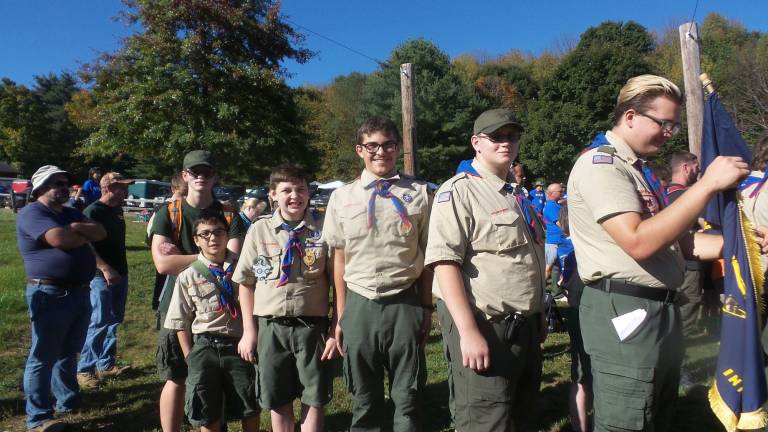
[0,209,727,431]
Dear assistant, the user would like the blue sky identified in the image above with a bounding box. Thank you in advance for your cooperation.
[1,0,766,89]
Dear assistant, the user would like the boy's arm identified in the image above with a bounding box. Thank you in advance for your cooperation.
[151,233,197,276]
[237,283,257,363]
[332,247,347,355]
[177,329,193,359]
[321,247,340,360]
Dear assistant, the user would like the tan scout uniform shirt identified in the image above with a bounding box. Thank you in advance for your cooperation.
[322,170,431,300]
[425,159,546,316]
[232,210,329,317]
[164,252,243,337]
[567,130,684,289]
[740,171,768,270]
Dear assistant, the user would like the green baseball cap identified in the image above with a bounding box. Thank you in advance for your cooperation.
[183,150,215,169]
[473,108,524,135]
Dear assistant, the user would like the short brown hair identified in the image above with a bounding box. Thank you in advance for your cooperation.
[669,151,698,174]
[751,130,768,171]
[356,116,402,146]
[613,75,683,125]
[269,163,310,190]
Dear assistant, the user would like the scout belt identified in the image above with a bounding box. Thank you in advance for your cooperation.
[588,278,676,303]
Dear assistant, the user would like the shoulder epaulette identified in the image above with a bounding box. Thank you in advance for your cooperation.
[596,145,616,155]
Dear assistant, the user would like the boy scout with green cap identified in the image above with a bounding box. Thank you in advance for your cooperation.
[426,108,546,432]
[151,149,247,432]
[233,163,336,432]
[323,116,433,431]
[568,75,751,431]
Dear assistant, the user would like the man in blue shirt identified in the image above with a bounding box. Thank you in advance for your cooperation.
[543,183,564,285]
[17,165,106,432]
[529,179,546,215]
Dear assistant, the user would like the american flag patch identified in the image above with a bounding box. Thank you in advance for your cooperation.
[592,154,613,164]
[438,191,452,203]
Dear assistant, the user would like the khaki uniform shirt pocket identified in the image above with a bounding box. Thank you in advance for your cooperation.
[340,206,368,240]
[490,210,529,252]
[190,281,221,314]
[253,252,281,286]
[302,245,327,281]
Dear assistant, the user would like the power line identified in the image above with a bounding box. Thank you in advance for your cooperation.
[687,0,701,36]
[284,18,387,68]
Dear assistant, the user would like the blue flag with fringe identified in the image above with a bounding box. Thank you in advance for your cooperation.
[702,92,767,431]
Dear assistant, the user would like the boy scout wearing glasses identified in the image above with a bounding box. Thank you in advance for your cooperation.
[426,108,546,432]
[568,75,751,431]
[323,116,433,431]
[151,150,246,432]
[232,164,335,431]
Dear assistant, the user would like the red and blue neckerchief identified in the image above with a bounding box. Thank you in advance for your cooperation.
[739,167,768,199]
[367,179,413,232]
[207,263,239,318]
[455,160,542,244]
[276,223,306,288]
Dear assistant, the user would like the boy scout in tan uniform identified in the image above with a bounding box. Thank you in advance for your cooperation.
[323,117,432,432]
[426,108,546,432]
[568,75,751,431]
[233,164,334,432]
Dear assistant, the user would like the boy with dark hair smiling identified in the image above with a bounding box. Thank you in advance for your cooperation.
[234,163,335,432]
[164,211,259,432]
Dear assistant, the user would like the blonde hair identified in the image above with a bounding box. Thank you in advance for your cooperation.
[613,75,683,125]
[241,198,268,215]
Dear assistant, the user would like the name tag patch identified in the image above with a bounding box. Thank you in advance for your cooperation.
[592,154,614,165]
[438,191,452,203]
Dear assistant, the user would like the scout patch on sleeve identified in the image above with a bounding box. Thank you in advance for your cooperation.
[438,191,452,203]
[592,154,614,165]
[253,256,273,281]
[402,192,414,203]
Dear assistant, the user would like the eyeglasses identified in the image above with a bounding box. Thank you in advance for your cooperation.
[479,132,521,143]
[195,228,227,240]
[359,141,399,154]
[185,167,215,179]
[637,111,681,135]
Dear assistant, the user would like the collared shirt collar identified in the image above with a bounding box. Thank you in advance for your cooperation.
[471,159,512,193]
[197,251,235,269]
[360,169,400,189]
[270,209,312,232]
[605,130,640,165]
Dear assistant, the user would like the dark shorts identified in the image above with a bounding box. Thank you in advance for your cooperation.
[256,317,332,410]
[185,334,259,427]
[567,305,592,385]
[156,317,188,381]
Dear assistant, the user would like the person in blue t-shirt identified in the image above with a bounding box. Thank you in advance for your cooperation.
[17,165,106,431]
[543,183,564,284]
[528,178,546,214]
[80,167,103,205]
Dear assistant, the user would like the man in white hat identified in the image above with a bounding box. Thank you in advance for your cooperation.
[16,165,106,432]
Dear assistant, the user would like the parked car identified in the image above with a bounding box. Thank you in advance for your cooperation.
[214,185,245,204]
[310,188,333,210]
[0,177,30,209]
[126,179,172,208]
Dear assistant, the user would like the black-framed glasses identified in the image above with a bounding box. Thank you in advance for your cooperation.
[479,132,521,143]
[359,141,399,154]
[637,111,681,135]
[185,167,215,179]
[195,228,227,240]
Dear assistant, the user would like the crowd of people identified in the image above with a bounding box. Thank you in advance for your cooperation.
[14,73,768,432]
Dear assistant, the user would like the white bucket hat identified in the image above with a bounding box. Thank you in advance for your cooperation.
[31,165,70,194]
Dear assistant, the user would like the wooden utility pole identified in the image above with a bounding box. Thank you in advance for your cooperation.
[679,22,704,159]
[400,63,417,176]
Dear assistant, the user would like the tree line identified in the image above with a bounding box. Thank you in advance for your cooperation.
[0,1,765,186]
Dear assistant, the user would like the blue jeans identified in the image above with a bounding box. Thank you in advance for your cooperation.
[78,274,129,373]
[24,282,91,429]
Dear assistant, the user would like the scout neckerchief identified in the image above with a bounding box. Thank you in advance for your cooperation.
[366,179,413,232]
[586,132,667,211]
[455,159,543,244]
[191,259,239,319]
[276,222,306,288]
[739,166,768,199]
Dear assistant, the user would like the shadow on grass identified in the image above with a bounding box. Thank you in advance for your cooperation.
[72,379,161,431]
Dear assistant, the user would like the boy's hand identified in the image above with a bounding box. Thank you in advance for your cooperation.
[320,335,340,360]
[334,325,344,356]
[237,330,257,363]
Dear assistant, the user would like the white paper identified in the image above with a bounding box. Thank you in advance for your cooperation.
[611,308,647,341]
